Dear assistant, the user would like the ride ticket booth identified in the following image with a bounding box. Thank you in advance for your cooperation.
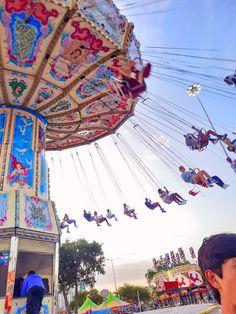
[0,106,60,314]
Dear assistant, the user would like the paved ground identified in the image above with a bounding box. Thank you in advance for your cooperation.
[142,304,220,314]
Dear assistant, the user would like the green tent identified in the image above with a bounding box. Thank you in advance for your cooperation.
[79,298,98,313]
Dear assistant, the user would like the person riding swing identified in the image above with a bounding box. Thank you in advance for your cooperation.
[110,60,151,99]
[184,126,227,151]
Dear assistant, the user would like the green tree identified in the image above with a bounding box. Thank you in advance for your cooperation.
[145,269,156,286]
[70,289,104,310]
[89,288,104,305]
[116,284,151,304]
[70,291,88,310]
[59,239,105,314]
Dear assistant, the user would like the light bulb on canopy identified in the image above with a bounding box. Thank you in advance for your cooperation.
[187,83,201,96]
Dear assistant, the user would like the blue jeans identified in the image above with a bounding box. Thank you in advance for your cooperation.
[67,219,76,225]
[211,176,225,188]
[61,224,69,232]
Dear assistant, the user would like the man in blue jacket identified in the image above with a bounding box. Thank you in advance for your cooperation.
[21,270,45,314]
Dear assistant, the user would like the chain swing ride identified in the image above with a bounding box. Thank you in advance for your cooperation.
[0,0,235,313]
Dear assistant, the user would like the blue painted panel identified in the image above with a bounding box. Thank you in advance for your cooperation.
[40,155,48,198]
[0,193,8,227]
[16,304,49,314]
[0,251,9,265]
[0,105,47,127]
[0,113,6,147]
[8,115,34,188]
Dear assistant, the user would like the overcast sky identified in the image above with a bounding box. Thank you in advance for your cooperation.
[47,0,236,293]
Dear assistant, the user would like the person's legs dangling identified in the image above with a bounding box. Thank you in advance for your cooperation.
[110,214,118,221]
[100,217,111,226]
[211,175,229,189]
[152,202,161,209]
[170,193,182,204]
[194,170,210,185]
[128,209,134,217]
[68,219,78,227]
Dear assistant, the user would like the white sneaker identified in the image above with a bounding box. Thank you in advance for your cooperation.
[223,184,229,189]
[181,200,187,205]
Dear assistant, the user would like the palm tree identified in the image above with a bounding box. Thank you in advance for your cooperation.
[145,269,156,287]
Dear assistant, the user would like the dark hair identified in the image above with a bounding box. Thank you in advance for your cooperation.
[198,233,236,304]
[28,270,35,276]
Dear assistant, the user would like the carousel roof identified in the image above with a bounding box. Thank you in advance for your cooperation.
[0,0,142,150]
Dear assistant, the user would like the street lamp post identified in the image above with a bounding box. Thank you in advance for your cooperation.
[108,254,136,292]
[111,259,117,291]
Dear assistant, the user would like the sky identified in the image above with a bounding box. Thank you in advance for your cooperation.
[47,0,236,293]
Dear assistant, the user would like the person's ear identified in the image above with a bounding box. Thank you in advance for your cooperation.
[205,270,221,290]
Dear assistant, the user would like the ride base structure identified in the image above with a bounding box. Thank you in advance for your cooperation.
[0,106,60,314]
[0,0,141,312]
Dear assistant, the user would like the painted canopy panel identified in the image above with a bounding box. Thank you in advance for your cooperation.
[39,94,78,117]
[79,0,127,46]
[42,18,114,88]
[28,81,63,111]
[70,57,125,103]
[0,0,66,74]
[4,70,34,105]
[47,111,81,124]
[47,123,78,132]
[79,112,125,129]
[81,95,132,118]
[0,0,141,150]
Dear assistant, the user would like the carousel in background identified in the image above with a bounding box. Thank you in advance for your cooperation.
[0,0,142,313]
[151,247,212,307]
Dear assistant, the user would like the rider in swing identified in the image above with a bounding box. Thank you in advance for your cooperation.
[94,211,112,227]
[185,126,227,150]
[224,71,236,88]
[158,188,187,205]
[179,166,229,189]
[123,203,138,219]
[144,198,166,212]
[110,60,151,99]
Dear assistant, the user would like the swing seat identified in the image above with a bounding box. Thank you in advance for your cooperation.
[189,190,199,196]
[224,75,236,86]
[184,133,208,151]
[196,180,212,188]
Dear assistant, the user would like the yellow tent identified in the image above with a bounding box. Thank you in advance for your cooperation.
[97,294,130,310]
